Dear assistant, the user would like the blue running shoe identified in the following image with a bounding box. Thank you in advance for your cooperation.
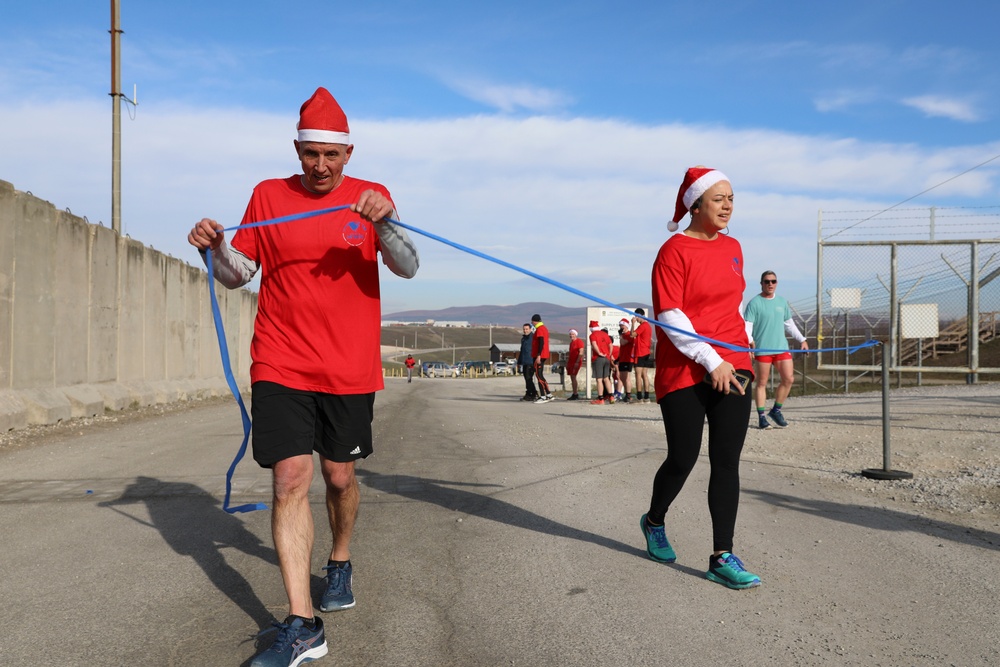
[251,616,328,667]
[768,407,788,428]
[320,561,355,612]
[758,414,772,430]
[706,552,761,590]
[639,513,676,563]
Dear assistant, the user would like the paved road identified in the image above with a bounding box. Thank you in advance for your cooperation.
[0,378,997,666]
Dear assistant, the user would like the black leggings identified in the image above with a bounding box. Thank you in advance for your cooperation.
[647,382,751,553]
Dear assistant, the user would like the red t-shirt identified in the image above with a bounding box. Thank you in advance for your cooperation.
[651,233,751,399]
[230,175,391,394]
[405,357,416,369]
[531,323,550,359]
[567,338,585,372]
[590,330,612,360]
[633,321,652,357]
[618,330,634,362]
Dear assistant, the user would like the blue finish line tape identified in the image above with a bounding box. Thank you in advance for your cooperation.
[206,206,879,512]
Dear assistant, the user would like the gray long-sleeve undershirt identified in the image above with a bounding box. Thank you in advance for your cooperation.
[199,214,420,289]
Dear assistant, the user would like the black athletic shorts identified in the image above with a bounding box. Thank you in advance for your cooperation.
[636,354,655,368]
[250,381,375,468]
[618,362,634,372]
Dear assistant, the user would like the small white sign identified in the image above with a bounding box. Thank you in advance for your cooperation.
[830,288,862,309]
[900,303,939,339]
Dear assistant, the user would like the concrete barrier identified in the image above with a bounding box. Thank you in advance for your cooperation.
[0,179,255,429]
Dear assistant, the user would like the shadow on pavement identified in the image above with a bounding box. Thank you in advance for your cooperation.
[745,488,1000,551]
[356,468,647,560]
[98,476,278,628]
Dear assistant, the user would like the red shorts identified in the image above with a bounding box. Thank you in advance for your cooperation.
[755,352,792,364]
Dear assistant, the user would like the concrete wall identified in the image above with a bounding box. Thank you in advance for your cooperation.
[0,179,255,429]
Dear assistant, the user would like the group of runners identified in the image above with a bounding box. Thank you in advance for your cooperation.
[189,87,806,667]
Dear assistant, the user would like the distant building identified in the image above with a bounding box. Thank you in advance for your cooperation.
[381,319,470,328]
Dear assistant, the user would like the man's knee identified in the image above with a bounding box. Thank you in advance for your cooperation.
[272,456,314,499]
[322,460,358,493]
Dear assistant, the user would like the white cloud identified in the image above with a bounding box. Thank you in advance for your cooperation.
[2,100,998,313]
[442,77,573,113]
[813,89,877,112]
[901,95,981,122]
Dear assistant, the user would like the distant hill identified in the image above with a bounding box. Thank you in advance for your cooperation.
[385,301,645,334]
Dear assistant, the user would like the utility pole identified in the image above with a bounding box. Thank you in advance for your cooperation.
[110,0,122,235]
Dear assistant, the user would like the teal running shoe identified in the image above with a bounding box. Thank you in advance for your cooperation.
[251,616,328,667]
[706,552,761,589]
[768,407,788,428]
[639,514,676,563]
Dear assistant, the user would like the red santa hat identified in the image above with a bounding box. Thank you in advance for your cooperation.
[569,329,578,336]
[589,320,600,331]
[619,318,630,328]
[297,87,351,144]
[670,166,729,232]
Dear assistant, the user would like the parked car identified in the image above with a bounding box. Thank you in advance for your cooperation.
[493,362,513,376]
[424,361,458,378]
[460,360,492,375]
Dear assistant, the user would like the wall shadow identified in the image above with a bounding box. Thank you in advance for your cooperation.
[356,468,646,560]
[744,487,1000,551]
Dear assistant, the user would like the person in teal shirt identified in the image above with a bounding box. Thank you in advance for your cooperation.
[744,271,808,428]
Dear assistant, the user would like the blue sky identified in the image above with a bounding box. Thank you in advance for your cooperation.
[2,1,999,315]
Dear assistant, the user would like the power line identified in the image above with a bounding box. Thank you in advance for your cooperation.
[826,153,1000,240]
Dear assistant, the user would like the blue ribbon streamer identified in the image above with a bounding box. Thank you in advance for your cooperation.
[206,206,351,513]
[205,205,878,512]
[205,248,268,514]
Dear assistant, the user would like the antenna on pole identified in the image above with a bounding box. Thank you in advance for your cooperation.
[110,0,122,235]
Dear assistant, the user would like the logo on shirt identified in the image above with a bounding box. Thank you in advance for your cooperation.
[343,220,369,246]
[732,256,742,277]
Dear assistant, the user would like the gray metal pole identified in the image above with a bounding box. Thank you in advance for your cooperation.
[110,0,122,235]
[862,339,912,480]
[969,242,980,384]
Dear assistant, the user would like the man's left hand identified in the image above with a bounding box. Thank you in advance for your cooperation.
[352,189,394,223]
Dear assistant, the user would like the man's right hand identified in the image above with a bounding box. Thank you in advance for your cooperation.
[188,218,225,251]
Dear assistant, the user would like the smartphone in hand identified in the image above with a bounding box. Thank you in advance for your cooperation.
[703,369,752,392]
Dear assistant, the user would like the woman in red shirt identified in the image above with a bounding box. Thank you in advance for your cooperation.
[638,166,760,590]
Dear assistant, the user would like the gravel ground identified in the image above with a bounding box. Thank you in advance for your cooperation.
[740,383,1000,526]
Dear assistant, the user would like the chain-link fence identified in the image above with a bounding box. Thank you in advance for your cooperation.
[815,206,1000,388]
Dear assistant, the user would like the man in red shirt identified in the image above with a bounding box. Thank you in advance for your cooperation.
[589,321,615,404]
[617,318,636,402]
[187,87,419,667]
[566,329,585,400]
[632,308,654,403]
[405,354,416,383]
[530,314,553,403]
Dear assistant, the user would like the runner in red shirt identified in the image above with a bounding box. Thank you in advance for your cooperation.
[530,314,553,402]
[638,166,760,592]
[187,87,419,666]
[566,329,585,400]
[631,308,653,403]
[589,321,614,404]
[405,354,416,383]
[617,318,635,402]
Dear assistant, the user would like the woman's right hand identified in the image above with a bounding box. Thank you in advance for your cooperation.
[708,362,745,395]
